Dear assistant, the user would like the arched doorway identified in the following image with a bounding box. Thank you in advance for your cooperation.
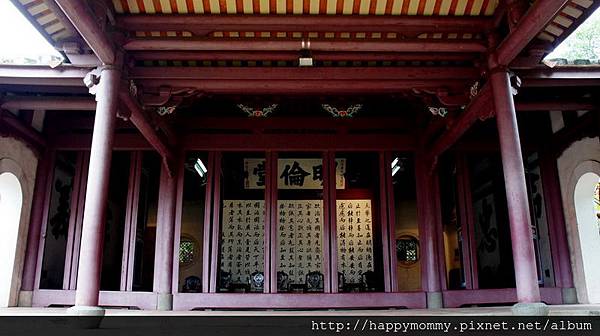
[574,172,600,303]
[0,172,23,307]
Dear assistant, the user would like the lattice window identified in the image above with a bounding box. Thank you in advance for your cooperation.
[179,239,195,266]
[396,235,419,266]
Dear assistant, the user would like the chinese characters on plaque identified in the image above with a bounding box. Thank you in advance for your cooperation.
[337,200,374,283]
[220,200,265,283]
[244,158,346,189]
[277,200,324,284]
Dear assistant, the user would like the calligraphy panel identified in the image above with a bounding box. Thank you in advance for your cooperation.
[277,200,324,285]
[336,199,374,284]
[244,158,346,189]
[220,200,265,284]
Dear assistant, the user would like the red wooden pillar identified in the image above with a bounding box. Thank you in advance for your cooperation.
[154,160,177,310]
[69,67,120,315]
[19,149,52,305]
[490,68,547,314]
[416,155,442,308]
[539,150,576,303]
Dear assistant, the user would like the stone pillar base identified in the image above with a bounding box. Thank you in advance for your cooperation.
[426,291,443,309]
[562,287,577,304]
[66,305,105,329]
[18,290,33,307]
[157,293,173,311]
[511,302,549,316]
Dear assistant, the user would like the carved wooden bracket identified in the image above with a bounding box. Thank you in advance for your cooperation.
[130,81,203,117]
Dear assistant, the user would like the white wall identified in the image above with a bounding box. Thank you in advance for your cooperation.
[557,136,600,303]
[574,172,600,303]
[0,173,23,307]
[0,136,38,307]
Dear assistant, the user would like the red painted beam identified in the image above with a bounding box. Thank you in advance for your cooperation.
[495,0,570,66]
[129,66,479,80]
[6,96,587,115]
[131,66,477,93]
[0,65,88,86]
[54,0,116,64]
[123,39,487,53]
[116,14,493,34]
[119,92,175,173]
[131,51,479,62]
[427,84,494,160]
[138,79,470,94]
[0,109,46,150]
[517,66,600,80]
[1,96,95,111]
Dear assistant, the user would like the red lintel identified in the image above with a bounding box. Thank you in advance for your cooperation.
[123,39,487,53]
[116,14,493,34]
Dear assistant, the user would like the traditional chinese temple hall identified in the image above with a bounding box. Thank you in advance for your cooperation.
[0,0,599,316]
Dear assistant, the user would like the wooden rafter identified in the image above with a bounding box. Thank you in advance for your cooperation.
[54,0,116,65]
[494,0,571,66]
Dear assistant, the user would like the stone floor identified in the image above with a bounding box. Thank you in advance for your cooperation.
[0,304,599,316]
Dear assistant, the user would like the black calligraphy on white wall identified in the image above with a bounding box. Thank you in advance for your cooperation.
[220,200,265,284]
[277,200,324,284]
[337,200,374,283]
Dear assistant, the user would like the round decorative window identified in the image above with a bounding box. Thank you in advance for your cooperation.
[179,235,199,268]
[396,235,419,267]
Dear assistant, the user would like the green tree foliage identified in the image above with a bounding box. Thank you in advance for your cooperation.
[549,9,600,61]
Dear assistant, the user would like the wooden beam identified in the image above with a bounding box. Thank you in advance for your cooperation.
[0,109,46,151]
[123,39,487,53]
[518,67,600,80]
[138,79,470,94]
[54,0,116,64]
[495,0,570,66]
[116,14,493,34]
[0,84,88,95]
[427,84,494,160]
[119,91,175,173]
[1,96,95,111]
[131,51,479,62]
[0,65,88,86]
[518,67,600,87]
[130,66,479,80]
[131,66,477,94]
